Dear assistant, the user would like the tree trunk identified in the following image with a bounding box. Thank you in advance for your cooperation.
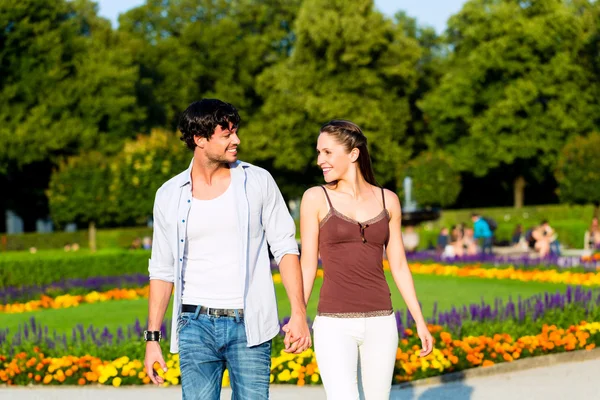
[89,221,97,253]
[514,176,526,209]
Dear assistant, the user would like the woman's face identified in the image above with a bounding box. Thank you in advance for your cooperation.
[316,133,354,183]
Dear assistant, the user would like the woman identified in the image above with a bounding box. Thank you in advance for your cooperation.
[585,217,600,250]
[450,224,465,257]
[300,120,433,400]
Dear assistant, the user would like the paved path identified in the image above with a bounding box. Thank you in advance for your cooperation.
[1,357,597,399]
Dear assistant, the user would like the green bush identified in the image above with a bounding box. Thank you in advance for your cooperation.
[555,133,600,205]
[1,227,153,252]
[0,250,150,289]
[2,231,90,251]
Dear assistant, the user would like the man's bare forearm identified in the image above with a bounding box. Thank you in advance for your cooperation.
[148,279,174,330]
[279,254,307,317]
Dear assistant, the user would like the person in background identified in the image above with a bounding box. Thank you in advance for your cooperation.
[436,227,449,256]
[462,227,478,256]
[142,236,152,250]
[511,224,523,246]
[584,217,600,250]
[528,224,550,258]
[402,225,420,253]
[541,220,560,255]
[471,213,493,255]
[450,224,464,257]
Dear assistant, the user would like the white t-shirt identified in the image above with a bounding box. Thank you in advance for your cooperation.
[181,183,243,308]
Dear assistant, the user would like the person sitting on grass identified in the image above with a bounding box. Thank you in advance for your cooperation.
[585,217,600,251]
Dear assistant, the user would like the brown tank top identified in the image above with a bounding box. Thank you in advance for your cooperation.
[317,186,393,317]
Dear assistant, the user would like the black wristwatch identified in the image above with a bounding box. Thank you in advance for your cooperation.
[143,330,162,342]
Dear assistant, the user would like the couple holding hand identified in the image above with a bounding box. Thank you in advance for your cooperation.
[144,99,433,400]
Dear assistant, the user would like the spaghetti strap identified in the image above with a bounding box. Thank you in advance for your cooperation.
[321,186,334,209]
[381,187,386,209]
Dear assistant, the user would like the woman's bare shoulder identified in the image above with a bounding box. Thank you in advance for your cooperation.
[302,186,327,204]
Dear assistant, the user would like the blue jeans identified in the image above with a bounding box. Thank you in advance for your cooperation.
[177,309,272,400]
[482,237,493,255]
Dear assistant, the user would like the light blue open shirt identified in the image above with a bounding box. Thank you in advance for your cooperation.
[148,159,299,353]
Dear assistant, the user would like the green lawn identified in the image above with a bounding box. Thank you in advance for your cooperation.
[0,273,570,336]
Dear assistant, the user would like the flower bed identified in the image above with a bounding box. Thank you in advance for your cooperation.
[1,322,599,386]
[3,262,600,314]
[406,250,600,269]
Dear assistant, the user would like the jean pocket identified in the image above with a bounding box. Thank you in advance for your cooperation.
[176,315,191,336]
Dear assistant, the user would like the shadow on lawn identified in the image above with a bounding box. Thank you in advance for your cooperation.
[390,372,474,400]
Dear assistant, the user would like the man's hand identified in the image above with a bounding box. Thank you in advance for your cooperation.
[281,314,312,354]
[144,341,168,385]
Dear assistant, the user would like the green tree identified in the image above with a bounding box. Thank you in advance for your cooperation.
[401,152,461,208]
[420,0,600,206]
[109,129,190,225]
[244,0,422,197]
[0,0,141,168]
[118,0,301,131]
[395,12,447,154]
[0,0,142,227]
[46,151,114,250]
[555,133,600,214]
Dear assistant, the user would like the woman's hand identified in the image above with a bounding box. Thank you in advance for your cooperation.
[416,322,434,357]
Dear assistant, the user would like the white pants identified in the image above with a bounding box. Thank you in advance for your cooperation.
[313,314,398,400]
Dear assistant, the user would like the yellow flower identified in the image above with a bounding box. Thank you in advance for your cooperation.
[311,374,320,383]
[112,377,122,387]
[277,370,291,382]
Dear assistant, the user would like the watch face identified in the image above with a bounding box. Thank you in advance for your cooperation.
[144,330,161,341]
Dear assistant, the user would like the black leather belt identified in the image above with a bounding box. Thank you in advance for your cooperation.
[181,304,244,318]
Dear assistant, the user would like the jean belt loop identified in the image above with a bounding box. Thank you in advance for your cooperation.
[193,305,202,320]
[234,309,240,323]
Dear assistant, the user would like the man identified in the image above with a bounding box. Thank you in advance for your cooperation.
[471,213,493,255]
[143,99,311,399]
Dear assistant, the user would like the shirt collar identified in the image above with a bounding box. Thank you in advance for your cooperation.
[178,159,244,187]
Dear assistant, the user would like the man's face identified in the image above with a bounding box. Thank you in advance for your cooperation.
[201,122,240,164]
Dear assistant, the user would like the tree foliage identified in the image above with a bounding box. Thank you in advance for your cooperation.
[420,0,600,176]
[109,129,190,225]
[118,0,301,131]
[243,0,422,193]
[0,0,142,171]
[46,151,114,228]
[402,152,461,208]
[554,133,600,205]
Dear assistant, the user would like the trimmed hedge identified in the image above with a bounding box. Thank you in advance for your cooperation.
[1,227,153,252]
[1,204,595,252]
[0,250,150,289]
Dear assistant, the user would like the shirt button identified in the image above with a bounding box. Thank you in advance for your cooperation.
[182,219,185,223]
[180,258,183,262]
[187,200,190,203]
[181,239,184,243]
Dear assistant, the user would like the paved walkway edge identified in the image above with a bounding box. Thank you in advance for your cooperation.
[392,347,600,390]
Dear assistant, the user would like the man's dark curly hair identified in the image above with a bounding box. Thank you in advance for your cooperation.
[178,99,241,151]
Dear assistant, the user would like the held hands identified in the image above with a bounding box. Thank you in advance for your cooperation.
[417,322,434,357]
[281,314,312,354]
[144,341,168,385]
